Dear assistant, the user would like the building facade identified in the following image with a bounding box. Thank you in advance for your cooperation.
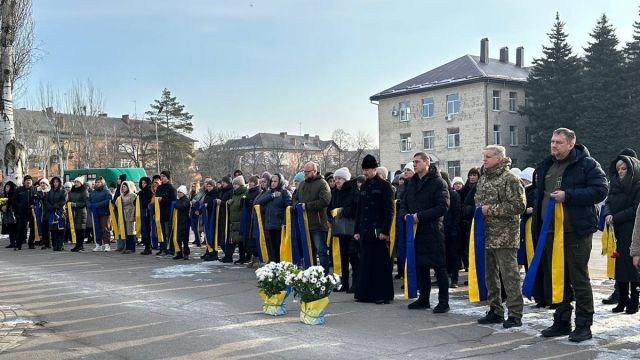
[371,39,531,180]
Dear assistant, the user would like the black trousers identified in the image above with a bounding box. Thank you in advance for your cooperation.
[416,264,449,305]
[51,229,64,250]
[72,229,86,249]
[339,235,359,290]
[16,213,30,249]
[267,229,281,263]
[40,220,50,248]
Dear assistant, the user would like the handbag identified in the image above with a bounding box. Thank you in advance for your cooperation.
[331,215,355,237]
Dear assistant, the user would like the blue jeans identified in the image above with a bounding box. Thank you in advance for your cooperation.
[311,231,329,274]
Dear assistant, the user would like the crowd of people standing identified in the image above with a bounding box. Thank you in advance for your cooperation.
[3,127,640,344]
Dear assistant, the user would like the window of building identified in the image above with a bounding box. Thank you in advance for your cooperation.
[120,159,131,168]
[446,93,460,115]
[510,126,518,146]
[525,127,531,145]
[447,161,461,177]
[509,92,518,112]
[400,101,410,122]
[493,125,501,145]
[74,141,81,151]
[492,90,501,111]
[447,128,460,148]
[400,133,412,152]
[422,97,434,118]
[524,92,530,108]
[423,130,435,150]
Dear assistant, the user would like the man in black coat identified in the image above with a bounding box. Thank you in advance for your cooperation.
[12,175,35,250]
[399,152,450,313]
[138,177,153,255]
[354,154,394,304]
[534,128,608,343]
[155,171,177,256]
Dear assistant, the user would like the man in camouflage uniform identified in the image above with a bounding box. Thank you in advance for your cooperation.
[475,145,526,328]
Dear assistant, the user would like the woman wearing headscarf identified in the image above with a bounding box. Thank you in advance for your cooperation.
[460,167,481,273]
[36,179,51,249]
[2,181,17,249]
[44,177,66,251]
[117,181,138,254]
[69,177,88,252]
[255,172,291,263]
[603,155,640,314]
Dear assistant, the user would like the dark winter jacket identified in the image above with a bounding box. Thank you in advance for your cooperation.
[355,174,394,241]
[229,185,248,241]
[44,178,66,218]
[174,195,191,239]
[86,185,112,217]
[444,188,461,260]
[399,165,450,267]
[68,185,88,229]
[293,174,331,232]
[156,182,177,222]
[533,144,609,238]
[12,184,34,216]
[255,178,291,231]
[603,155,640,282]
[2,182,16,233]
[217,185,233,240]
[329,179,359,220]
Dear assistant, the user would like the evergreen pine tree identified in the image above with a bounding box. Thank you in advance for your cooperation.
[578,14,626,166]
[623,7,640,157]
[522,13,581,164]
[145,88,194,182]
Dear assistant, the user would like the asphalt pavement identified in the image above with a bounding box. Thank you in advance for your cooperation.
[0,235,638,360]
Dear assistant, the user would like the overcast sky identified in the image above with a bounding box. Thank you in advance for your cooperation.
[20,0,639,146]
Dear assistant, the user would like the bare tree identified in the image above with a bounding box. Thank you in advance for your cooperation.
[331,128,352,167]
[64,79,105,168]
[12,0,40,99]
[347,131,374,176]
[14,109,51,178]
[266,138,288,177]
[197,129,240,179]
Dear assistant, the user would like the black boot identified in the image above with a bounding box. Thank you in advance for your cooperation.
[602,283,619,305]
[478,308,504,324]
[408,298,430,309]
[541,313,572,337]
[173,252,183,260]
[626,288,639,314]
[568,317,592,342]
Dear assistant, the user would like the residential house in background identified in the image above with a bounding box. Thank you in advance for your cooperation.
[370,38,531,180]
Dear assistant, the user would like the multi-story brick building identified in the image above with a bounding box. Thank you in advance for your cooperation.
[370,38,531,180]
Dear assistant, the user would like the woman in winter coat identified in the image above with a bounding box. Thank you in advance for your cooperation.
[200,179,220,261]
[224,176,248,263]
[137,177,153,254]
[603,155,640,314]
[329,167,359,293]
[255,172,291,263]
[69,177,88,252]
[173,185,191,260]
[36,179,51,249]
[190,181,206,247]
[2,181,17,249]
[441,172,461,288]
[460,167,480,272]
[244,176,261,267]
[45,177,67,251]
[117,181,138,254]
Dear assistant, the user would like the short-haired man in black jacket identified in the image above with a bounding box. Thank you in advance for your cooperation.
[533,128,608,342]
[155,171,177,256]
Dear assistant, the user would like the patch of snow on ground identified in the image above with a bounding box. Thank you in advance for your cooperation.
[3,318,33,326]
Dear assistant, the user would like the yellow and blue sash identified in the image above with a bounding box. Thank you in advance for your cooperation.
[135,197,146,240]
[66,202,76,244]
[597,204,606,231]
[253,204,269,263]
[601,224,616,279]
[108,201,120,240]
[522,198,565,304]
[190,201,201,246]
[396,204,406,270]
[170,201,179,253]
[517,216,534,268]
[48,209,65,231]
[326,208,342,276]
[280,206,294,263]
[201,203,213,252]
[389,200,397,257]
[115,196,128,240]
[296,203,315,268]
[152,197,164,243]
[90,204,101,244]
[283,206,301,265]
[214,202,220,253]
[32,200,42,240]
[468,207,487,302]
[404,215,417,299]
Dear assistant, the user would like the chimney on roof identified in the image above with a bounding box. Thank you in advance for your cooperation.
[304,133,310,140]
[121,114,129,124]
[241,135,247,140]
[499,47,509,63]
[315,135,320,146]
[99,113,108,117]
[480,38,489,64]
[516,46,524,67]
[279,131,287,138]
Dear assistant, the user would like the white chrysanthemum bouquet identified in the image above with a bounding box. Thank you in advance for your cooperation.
[255,262,298,316]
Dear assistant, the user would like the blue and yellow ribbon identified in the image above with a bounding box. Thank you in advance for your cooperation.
[468,207,487,302]
[602,224,616,279]
[115,196,127,240]
[518,216,534,268]
[135,197,145,240]
[253,204,269,263]
[522,198,565,304]
[296,203,315,268]
[280,206,294,263]
[389,200,397,257]
[190,201,201,246]
[326,208,342,276]
[32,200,42,241]
[403,214,417,299]
[170,201,179,253]
[66,202,76,244]
[152,197,164,243]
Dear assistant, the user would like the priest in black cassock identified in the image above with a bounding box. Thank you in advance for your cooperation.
[353,154,395,304]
